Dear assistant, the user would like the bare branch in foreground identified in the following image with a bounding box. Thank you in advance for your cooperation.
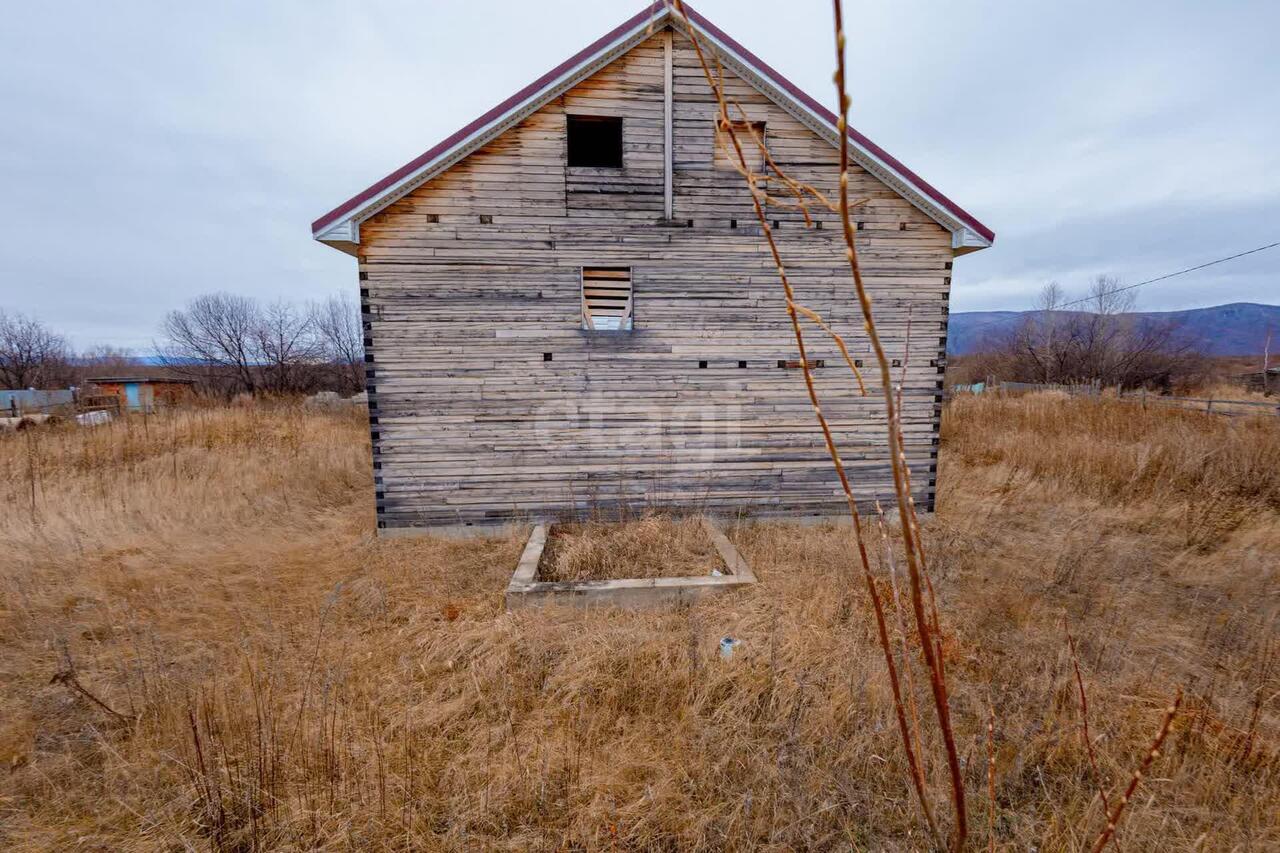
[1089,690,1182,853]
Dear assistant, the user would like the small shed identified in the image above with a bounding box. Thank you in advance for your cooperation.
[89,377,195,412]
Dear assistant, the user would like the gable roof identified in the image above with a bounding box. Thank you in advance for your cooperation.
[312,1,994,254]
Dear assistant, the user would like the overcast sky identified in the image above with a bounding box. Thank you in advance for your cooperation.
[1,0,1277,349]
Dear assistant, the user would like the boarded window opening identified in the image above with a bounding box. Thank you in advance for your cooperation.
[714,120,766,173]
[581,267,632,331]
[567,116,623,168]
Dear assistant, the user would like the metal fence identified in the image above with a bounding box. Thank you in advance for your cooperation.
[1,389,75,417]
[950,381,1280,418]
[1116,389,1280,418]
[949,380,1101,398]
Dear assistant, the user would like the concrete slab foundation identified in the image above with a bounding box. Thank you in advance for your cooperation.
[505,517,756,610]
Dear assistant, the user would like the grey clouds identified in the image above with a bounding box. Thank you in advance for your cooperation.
[0,0,1276,349]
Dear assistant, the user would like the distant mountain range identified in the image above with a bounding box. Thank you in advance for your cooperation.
[948,302,1280,357]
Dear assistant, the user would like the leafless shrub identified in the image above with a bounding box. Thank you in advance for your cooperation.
[160,291,362,396]
[1066,620,1111,825]
[255,300,323,395]
[0,310,73,390]
[310,293,365,394]
[160,292,265,394]
[74,344,140,381]
[966,278,1207,390]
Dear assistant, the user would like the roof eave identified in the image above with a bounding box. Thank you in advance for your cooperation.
[952,227,993,255]
[315,219,360,256]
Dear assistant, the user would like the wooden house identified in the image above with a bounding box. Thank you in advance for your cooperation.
[312,2,994,535]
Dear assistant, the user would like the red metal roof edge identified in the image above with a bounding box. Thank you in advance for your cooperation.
[680,5,994,243]
[311,3,664,235]
[312,1,994,245]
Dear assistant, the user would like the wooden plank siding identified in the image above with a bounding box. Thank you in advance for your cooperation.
[357,30,952,532]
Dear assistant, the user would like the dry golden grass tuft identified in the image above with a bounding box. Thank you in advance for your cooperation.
[946,392,1280,511]
[1197,382,1277,405]
[0,396,1277,849]
[538,514,723,582]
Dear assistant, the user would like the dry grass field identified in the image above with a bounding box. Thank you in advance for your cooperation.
[1,395,1277,850]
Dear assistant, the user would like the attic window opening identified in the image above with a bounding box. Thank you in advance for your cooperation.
[581,267,632,332]
[567,115,623,168]
[715,120,766,173]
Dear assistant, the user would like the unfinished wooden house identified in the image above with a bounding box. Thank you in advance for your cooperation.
[312,2,994,535]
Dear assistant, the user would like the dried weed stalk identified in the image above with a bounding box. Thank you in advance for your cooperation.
[986,695,997,852]
[671,0,964,845]
[50,640,133,725]
[1066,618,1111,824]
[1089,690,1182,853]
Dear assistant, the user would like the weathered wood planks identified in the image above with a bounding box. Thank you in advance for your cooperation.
[356,30,952,533]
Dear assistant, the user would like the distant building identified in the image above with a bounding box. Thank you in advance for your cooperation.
[88,377,195,412]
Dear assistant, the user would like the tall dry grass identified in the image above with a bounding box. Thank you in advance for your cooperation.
[946,393,1280,524]
[0,397,1276,849]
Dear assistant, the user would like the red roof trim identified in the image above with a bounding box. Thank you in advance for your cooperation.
[310,3,664,234]
[312,2,994,244]
[681,6,994,244]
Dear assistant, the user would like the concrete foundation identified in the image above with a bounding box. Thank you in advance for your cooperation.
[505,517,756,610]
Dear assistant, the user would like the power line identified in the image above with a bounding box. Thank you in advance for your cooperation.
[957,239,1280,337]
[1050,240,1280,311]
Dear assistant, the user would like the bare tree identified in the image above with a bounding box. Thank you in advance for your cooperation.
[77,344,139,379]
[0,310,72,389]
[160,293,263,394]
[160,292,355,397]
[256,300,321,395]
[1073,275,1140,385]
[971,275,1202,389]
[311,293,365,394]
[1016,282,1066,383]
